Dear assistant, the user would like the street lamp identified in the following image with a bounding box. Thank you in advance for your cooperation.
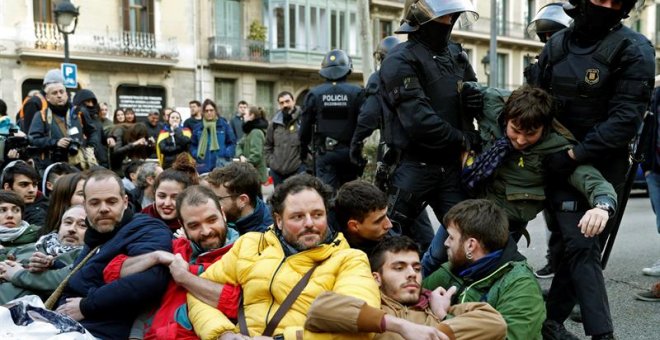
[481,52,490,85]
[54,0,79,63]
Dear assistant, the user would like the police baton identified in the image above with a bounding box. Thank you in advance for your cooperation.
[601,111,654,268]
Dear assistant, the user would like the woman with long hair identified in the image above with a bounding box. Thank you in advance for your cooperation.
[113,108,126,124]
[42,172,87,237]
[124,107,137,124]
[236,106,269,182]
[141,168,192,232]
[109,123,152,173]
[157,110,192,169]
[190,99,236,173]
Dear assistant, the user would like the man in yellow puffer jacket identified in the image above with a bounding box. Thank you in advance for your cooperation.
[187,174,382,340]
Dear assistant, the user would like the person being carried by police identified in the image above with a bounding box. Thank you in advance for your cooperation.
[299,49,366,192]
[377,0,483,252]
[528,1,655,339]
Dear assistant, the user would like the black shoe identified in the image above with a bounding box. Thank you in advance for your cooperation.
[569,306,582,323]
[535,263,555,279]
[542,319,580,340]
[592,333,616,340]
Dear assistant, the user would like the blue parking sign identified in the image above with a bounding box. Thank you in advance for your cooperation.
[61,63,78,88]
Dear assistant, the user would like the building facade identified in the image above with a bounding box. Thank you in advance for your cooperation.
[0,0,657,122]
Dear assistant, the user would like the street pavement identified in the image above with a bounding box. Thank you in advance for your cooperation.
[428,195,660,339]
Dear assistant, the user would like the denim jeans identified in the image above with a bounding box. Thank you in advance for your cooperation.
[646,171,660,234]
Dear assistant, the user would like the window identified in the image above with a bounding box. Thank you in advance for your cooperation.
[216,0,240,40]
[275,5,285,48]
[33,0,54,23]
[524,0,536,38]
[379,20,393,40]
[256,81,275,119]
[496,53,508,89]
[214,79,236,118]
[496,0,508,36]
[122,0,154,33]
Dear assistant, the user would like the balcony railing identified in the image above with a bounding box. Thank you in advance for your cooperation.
[208,37,268,62]
[457,17,532,40]
[24,22,178,59]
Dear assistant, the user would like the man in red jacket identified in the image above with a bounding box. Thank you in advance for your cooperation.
[103,185,240,339]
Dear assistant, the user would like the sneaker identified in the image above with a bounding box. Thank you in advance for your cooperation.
[642,259,660,277]
[542,319,580,340]
[535,263,555,279]
[634,282,660,302]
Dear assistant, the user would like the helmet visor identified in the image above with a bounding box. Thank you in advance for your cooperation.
[526,3,572,36]
[412,0,479,28]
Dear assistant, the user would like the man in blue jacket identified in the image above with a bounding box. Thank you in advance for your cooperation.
[54,170,172,339]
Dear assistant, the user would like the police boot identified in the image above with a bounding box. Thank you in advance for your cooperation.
[542,320,580,340]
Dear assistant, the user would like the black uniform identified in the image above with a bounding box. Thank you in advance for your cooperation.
[300,81,365,191]
[378,34,478,252]
[535,24,655,336]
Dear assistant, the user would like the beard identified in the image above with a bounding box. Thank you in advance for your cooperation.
[448,248,470,275]
[282,226,327,251]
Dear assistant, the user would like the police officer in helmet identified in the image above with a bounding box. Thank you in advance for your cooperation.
[526,2,573,43]
[378,0,482,252]
[530,0,655,339]
[299,49,366,191]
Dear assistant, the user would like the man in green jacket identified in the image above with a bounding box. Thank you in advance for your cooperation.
[423,199,545,340]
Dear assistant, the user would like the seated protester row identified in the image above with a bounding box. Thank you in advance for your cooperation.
[334,180,394,255]
[205,162,272,234]
[2,161,48,227]
[305,236,507,340]
[0,191,40,261]
[422,199,545,340]
[40,162,79,199]
[188,174,381,340]
[140,169,193,232]
[422,85,617,276]
[190,99,236,174]
[102,185,239,340]
[54,170,172,340]
[41,172,87,238]
[0,204,86,303]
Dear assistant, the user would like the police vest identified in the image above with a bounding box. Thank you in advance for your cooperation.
[543,25,634,140]
[310,81,362,144]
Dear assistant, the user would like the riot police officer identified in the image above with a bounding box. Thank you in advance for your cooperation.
[527,2,573,43]
[531,1,655,339]
[378,0,481,252]
[300,49,365,191]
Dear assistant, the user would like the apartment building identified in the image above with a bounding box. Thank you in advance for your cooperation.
[0,0,657,122]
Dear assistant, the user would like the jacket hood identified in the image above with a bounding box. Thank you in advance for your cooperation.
[232,198,273,234]
[242,117,269,135]
[272,106,301,125]
[73,89,97,107]
[262,227,348,262]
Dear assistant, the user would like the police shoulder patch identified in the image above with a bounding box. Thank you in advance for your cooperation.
[402,76,421,90]
[585,68,600,85]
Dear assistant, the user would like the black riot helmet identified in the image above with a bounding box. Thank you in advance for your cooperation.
[319,49,352,81]
[527,3,572,43]
[566,0,641,18]
[396,0,478,34]
[373,36,401,63]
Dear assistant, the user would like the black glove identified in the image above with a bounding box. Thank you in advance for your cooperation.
[349,143,367,168]
[543,150,579,178]
[461,82,484,118]
[462,130,482,153]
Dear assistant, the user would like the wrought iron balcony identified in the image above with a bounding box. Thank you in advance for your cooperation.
[23,22,178,59]
[457,17,532,40]
[208,37,268,62]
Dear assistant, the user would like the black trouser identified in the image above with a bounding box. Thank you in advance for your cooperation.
[315,146,363,192]
[387,160,464,253]
[545,156,627,336]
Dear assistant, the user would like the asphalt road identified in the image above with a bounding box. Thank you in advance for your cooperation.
[428,195,660,339]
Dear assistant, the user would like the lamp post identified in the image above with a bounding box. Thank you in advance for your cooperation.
[54,0,79,64]
[481,52,490,85]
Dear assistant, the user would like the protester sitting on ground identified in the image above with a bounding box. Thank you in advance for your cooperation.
[40,162,79,199]
[205,162,272,234]
[2,161,48,227]
[41,172,87,239]
[422,85,617,276]
[334,180,394,254]
[187,174,380,339]
[156,110,191,169]
[0,204,86,303]
[422,199,545,340]
[0,191,40,261]
[305,236,508,340]
[53,170,172,339]
[235,106,269,183]
[140,169,192,232]
[133,162,163,210]
[101,185,240,339]
[122,159,143,192]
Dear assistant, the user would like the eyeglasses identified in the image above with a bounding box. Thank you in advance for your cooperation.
[216,194,239,200]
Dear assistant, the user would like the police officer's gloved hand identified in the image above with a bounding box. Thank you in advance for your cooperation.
[462,130,482,154]
[543,149,579,178]
[349,142,367,168]
[461,82,484,119]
